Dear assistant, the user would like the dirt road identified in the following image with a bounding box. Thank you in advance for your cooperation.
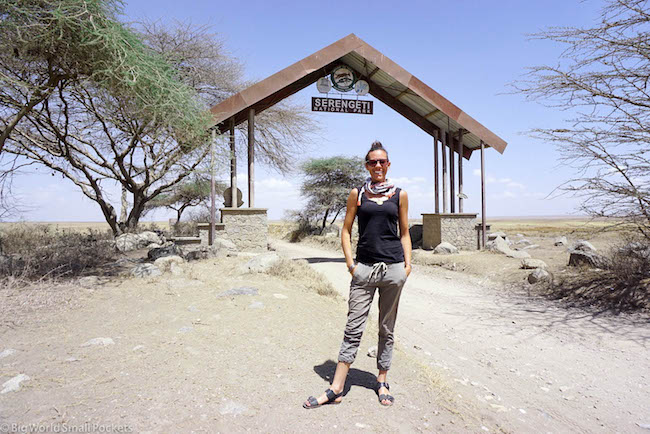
[274,240,650,433]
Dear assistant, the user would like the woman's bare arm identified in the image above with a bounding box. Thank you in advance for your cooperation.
[341,188,358,275]
[398,189,412,276]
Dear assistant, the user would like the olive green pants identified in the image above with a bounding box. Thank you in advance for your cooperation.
[338,261,407,371]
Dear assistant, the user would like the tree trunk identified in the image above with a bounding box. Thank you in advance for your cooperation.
[330,208,342,226]
[119,186,128,224]
[321,209,330,234]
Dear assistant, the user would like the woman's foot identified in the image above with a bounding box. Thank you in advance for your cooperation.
[302,388,343,409]
[375,382,394,406]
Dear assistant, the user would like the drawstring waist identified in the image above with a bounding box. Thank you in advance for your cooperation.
[369,262,388,282]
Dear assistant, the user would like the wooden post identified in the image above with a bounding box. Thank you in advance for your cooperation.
[209,129,216,246]
[480,140,487,249]
[449,133,455,213]
[441,130,448,213]
[229,118,237,208]
[458,131,464,213]
[434,131,440,214]
[248,108,255,208]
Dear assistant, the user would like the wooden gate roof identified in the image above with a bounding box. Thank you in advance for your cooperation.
[210,34,507,158]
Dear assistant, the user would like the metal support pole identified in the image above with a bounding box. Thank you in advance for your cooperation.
[248,108,255,208]
[449,133,455,213]
[458,131,464,213]
[209,129,216,246]
[229,118,237,208]
[480,140,487,249]
[433,131,439,214]
[441,130,448,213]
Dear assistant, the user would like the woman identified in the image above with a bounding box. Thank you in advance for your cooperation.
[303,141,412,408]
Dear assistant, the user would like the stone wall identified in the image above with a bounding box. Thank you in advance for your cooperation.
[219,208,268,252]
[422,213,478,250]
[197,223,225,246]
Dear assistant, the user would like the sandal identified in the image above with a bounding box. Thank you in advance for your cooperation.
[375,381,395,406]
[302,388,342,409]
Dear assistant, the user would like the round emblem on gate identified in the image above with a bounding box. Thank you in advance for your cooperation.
[330,65,356,92]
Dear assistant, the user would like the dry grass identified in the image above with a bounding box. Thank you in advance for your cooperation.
[266,258,338,298]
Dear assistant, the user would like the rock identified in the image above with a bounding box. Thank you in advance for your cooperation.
[216,286,259,298]
[409,224,423,249]
[138,231,164,246]
[185,246,221,262]
[148,244,184,261]
[81,337,114,347]
[488,232,507,240]
[523,244,540,250]
[508,249,530,258]
[169,262,184,276]
[521,259,548,269]
[146,243,163,249]
[486,236,510,254]
[568,250,608,268]
[132,263,162,278]
[78,276,103,288]
[132,345,144,351]
[572,240,597,252]
[1,374,30,394]
[554,236,568,246]
[367,346,378,358]
[528,268,550,284]
[154,255,185,273]
[241,252,281,273]
[273,294,288,299]
[248,301,264,309]
[115,233,142,252]
[434,242,458,254]
[0,349,16,359]
[516,239,532,246]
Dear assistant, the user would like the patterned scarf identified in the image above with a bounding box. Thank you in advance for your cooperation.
[357,177,397,206]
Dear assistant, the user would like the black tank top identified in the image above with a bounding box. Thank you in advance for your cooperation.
[355,187,405,264]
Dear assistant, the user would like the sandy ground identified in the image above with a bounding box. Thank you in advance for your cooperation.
[273,240,650,433]
[0,254,495,433]
[1,235,648,433]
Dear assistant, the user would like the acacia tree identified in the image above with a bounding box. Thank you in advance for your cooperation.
[297,156,366,233]
[515,0,650,238]
[144,175,226,228]
[1,7,317,234]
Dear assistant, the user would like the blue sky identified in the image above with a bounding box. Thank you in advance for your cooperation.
[12,0,605,221]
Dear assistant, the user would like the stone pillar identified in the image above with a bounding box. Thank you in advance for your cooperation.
[421,213,478,250]
[219,208,268,252]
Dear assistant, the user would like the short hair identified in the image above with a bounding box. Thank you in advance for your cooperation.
[365,141,389,161]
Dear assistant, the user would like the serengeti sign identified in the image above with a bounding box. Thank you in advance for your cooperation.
[311,97,373,115]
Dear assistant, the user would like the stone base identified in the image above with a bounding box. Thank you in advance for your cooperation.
[219,208,268,252]
[422,213,478,251]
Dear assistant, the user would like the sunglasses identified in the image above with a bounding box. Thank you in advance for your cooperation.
[366,159,389,166]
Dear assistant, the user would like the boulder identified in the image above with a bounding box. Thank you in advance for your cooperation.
[554,236,568,247]
[488,232,507,240]
[154,255,185,273]
[139,231,164,245]
[572,240,597,252]
[520,258,548,269]
[486,236,511,255]
[523,244,540,250]
[409,224,423,249]
[132,263,162,278]
[241,252,281,273]
[618,242,650,259]
[507,250,531,259]
[434,242,458,255]
[148,244,184,261]
[528,268,550,284]
[568,250,608,268]
[185,246,221,262]
[115,233,142,252]
[516,239,532,246]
